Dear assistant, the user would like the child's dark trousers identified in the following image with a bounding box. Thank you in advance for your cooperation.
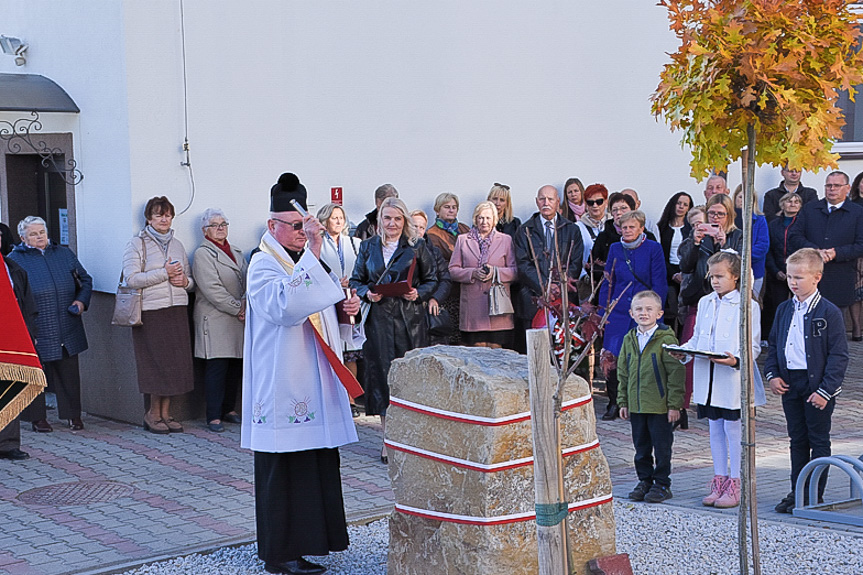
[630,412,673,488]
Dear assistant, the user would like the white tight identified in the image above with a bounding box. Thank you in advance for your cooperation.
[709,418,742,478]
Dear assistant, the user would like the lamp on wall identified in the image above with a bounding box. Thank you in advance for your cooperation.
[0,35,28,66]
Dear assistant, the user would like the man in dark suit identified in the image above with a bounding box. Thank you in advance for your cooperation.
[789,171,863,317]
[763,165,819,223]
[514,185,584,333]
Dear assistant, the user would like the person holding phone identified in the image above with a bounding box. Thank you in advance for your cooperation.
[449,201,517,349]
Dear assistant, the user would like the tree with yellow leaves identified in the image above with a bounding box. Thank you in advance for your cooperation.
[652,0,863,178]
[652,2,863,575]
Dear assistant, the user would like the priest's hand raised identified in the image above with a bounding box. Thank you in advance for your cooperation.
[303,215,326,258]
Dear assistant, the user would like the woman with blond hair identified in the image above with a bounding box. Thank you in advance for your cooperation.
[350,197,438,463]
[487,183,522,238]
[449,202,517,348]
[318,202,364,417]
[425,192,469,344]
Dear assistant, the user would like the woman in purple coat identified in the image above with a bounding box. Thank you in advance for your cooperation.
[597,210,668,421]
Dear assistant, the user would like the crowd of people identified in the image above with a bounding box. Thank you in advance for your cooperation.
[1,167,861,574]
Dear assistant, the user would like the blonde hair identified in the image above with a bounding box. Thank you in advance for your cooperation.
[409,209,429,229]
[786,248,824,275]
[687,205,706,225]
[472,201,499,228]
[631,290,663,308]
[379,197,420,245]
[732,184,763,216]
[487,184,514,223]
[433,192,460,214]
[706,194,737,233]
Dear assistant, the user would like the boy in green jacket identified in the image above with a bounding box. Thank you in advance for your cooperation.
[618,290,685,503]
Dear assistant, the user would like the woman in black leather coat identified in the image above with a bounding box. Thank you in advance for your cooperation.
[350,197,437,463]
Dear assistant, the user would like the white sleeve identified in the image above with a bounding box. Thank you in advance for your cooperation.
[246,251,345,327]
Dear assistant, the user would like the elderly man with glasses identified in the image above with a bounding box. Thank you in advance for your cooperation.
[789,171,863,335]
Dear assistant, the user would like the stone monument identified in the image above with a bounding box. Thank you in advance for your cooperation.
[386,346,616,575]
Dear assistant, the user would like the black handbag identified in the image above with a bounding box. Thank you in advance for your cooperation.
[427,307,452,338]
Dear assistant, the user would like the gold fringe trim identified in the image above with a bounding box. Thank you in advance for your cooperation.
[0,363,47,389]
[0,367,46,431]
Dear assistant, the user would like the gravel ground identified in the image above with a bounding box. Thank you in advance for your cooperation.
[120,502,863,575]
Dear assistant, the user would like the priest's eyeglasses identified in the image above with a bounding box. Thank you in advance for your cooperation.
[272,218,304,231]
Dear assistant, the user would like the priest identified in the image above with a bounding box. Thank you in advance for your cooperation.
[241,173,361,575]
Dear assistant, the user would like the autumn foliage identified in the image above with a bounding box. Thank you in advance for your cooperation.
[651,0,863,179]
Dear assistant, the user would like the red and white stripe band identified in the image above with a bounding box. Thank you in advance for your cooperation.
[394,494,613,526]
[389,393,593,426]
[383,438,601,473]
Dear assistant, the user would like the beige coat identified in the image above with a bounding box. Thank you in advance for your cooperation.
[122,229,195,311]
[192,240,247,359]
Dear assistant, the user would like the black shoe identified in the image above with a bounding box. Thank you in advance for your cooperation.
[644,485,673,503]
[601,404,619,421]
[222,413,242,424]
[207,421,225,433]
[265,557,327,574]
[351,405,361,418]
[775,492,796,513]
[31,419,53,433]
[852,335,863,342]
[628,480,652,502]
[672,409,689,431]
[0,448,30,460]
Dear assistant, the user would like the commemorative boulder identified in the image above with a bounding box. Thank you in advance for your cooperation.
[386,346,615,575]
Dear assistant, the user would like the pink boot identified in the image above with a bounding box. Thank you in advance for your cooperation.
[702,475,727,506]
[714,477,741,509]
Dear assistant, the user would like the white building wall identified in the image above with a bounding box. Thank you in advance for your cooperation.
[0,0,131,289]
[1,0,849,292]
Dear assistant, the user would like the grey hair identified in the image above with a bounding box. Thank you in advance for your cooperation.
[374,183,399,203]
[316,203,348,236]
[618,209,646,227]
[17,216,47,239]
[199,208,228,229]
[378,197,419,245]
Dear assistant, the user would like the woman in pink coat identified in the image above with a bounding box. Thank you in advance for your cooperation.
[449,201,518,348]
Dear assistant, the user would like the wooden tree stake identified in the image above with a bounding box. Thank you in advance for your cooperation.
[527,328,570,575]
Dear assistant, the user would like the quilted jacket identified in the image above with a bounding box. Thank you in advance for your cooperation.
[8,242,92,361]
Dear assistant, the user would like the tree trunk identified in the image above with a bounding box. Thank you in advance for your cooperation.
[739,123,762,575]
[527,328,570,574]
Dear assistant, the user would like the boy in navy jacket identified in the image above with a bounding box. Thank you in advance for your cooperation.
[764,248,848,513]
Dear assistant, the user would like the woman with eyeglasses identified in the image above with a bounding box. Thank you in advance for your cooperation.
[676,194,744,426]
[560,177,587,222]
[192,208,247,432]
[577,184,611,266]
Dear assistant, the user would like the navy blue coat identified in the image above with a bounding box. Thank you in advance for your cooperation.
[514,213,584,320]
[763,292,847,400]
[788,199,863,307]
[8,242,92,361]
